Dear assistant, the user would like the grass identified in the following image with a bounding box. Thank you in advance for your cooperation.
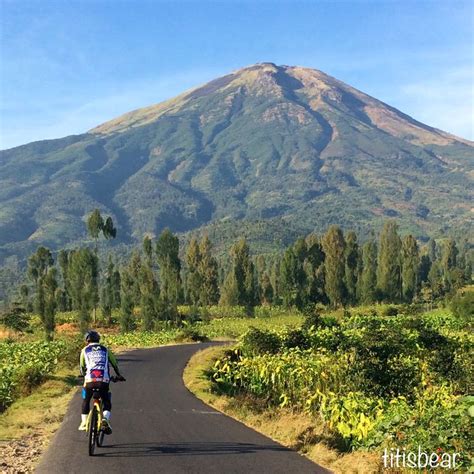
[183,345,381,474]
[0,366,77,441]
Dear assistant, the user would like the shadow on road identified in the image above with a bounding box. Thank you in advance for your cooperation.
[94,441,290,458]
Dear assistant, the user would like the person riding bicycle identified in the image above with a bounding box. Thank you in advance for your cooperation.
[79,330,125,434]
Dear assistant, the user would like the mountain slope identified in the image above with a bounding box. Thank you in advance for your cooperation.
[1,63,473,259]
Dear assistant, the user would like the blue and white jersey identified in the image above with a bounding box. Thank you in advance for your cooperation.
[80,343,111,383]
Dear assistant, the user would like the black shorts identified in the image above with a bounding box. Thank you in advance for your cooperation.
[81,381,111,414]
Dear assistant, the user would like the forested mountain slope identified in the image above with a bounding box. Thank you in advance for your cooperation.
[1,63,473,261]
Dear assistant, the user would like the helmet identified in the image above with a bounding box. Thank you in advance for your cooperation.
[85,330,100,343]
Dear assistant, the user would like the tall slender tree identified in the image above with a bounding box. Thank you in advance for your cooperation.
[198,236,219,306]
[186,238,202,306]
[27,247,57,340]
[321,226,346,308]
[401,235,419,302]
[359,239,378,304]
[68,248,99,332]
[231,238,257,308]
[377,221,402,302]
[156,229,182,321]
[119,268,135,332]
[305,234,326,305]
[344,231,360,305]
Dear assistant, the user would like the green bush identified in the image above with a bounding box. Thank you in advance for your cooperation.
[0,304,30,332]
[241,327,281,355]
[381,305,399,317]
[451,291,474,322]
[281,328,310,350]
[175,326,209,342]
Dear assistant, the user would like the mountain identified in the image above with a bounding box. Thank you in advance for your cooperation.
[1,63,473,261]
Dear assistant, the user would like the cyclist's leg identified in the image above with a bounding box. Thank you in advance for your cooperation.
[100,382,111,418]
[99,382,112,433]
[79,384,93,430]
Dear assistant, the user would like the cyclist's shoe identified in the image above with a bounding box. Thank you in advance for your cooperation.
[101,419,112,435]
[78,420,87,431]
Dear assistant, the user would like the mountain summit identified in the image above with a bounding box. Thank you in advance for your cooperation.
[1,63,473,258]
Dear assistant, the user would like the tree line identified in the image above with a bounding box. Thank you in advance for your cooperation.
[6,211,472,340]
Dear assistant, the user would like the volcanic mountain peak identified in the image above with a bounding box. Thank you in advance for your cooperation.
[1,63,473,261]
[91,63,468,148]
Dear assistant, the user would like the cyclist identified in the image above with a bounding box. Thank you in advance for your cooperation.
[78,330,125,434]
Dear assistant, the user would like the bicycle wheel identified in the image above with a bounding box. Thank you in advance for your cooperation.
[97,427,105,447]
[88,408,97,456]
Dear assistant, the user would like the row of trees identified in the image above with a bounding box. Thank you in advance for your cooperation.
[9,214,473,340]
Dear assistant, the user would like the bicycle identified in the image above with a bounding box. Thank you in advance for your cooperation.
[79,375,125,456]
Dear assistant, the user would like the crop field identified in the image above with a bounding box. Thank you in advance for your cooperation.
[211,308,473,466]
[0,340,66,411]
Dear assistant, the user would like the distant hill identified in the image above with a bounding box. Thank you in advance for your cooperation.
[1,62,473,261]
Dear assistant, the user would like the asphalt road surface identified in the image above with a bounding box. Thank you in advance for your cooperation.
[36,343,328,474]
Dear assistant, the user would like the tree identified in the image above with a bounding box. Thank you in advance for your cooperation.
[401,235,419,302]
[102,216,117,240]
[101,257,120,325]
[305,234,326,305]
[280,246,306,308]
[198,236,219,306]
[87,209,104,247]
[228,238,257,309]
[68,248,99,332]
[143,236,153,264]
[127,251,143,305]
[156,229,182,322]
[186,238,202,306]
[259,272,274,305]
[86,209,117,250]
[119,268,135,332]
[219,268,240,306]
[321,226,346,308]
[139,264,159,331]
[139,237,159,330]
[27,247,56,340]
[344,231,360,305]
[440,239,459,293]
[43,268,58,340]
[377,221,402,302]
[58,250,72,311]
[270,260,281,305]
[359,239,378,304]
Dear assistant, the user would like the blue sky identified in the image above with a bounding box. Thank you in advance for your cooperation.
[1,0,473,149]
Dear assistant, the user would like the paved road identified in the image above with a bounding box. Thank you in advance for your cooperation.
[37,343,328,473]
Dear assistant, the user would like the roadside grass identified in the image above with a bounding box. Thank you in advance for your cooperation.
[0,365,77,441]
[183,345,381,474]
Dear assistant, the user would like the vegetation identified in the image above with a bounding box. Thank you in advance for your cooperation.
[211,307,473,467]
[0,210,472,469]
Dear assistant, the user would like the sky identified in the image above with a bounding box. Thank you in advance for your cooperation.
[0,0,473,149]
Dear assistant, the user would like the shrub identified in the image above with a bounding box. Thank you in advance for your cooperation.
[281,329,310,349]
[0,303,30,332]
[382,305,399,317]
[241,327,281,356]
[175,326,209,342]
[451,291,474,323]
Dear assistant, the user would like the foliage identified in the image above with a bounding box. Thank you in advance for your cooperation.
[0,303,30,332]
[0,340,66,411]
[210,308,473,463]
[450,290,474,322]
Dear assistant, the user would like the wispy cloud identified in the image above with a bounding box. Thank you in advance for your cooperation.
[0,68,224,149]
[391,66,473,140]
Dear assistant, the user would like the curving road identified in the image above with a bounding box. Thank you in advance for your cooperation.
[36,343,328,473]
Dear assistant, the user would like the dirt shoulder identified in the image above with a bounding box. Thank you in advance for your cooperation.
[0,368,77,473]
